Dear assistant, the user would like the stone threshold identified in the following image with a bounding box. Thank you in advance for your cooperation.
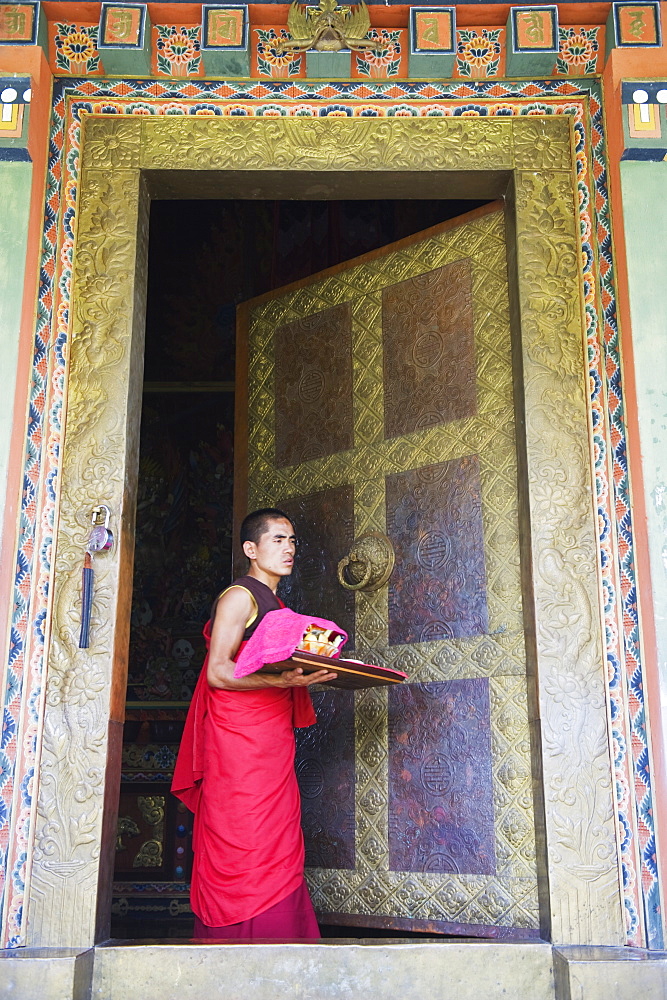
[2,941,666,1000]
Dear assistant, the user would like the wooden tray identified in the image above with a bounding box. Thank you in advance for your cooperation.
[260,651,407,690]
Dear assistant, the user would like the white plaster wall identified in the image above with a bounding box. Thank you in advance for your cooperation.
[0,159,31,543]
[620,158,667,827]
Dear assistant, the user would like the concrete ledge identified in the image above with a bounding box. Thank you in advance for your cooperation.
[0,947,93,1000]
[91,941,554,1000]
[554,945,667,1000]
[8,940,666,999]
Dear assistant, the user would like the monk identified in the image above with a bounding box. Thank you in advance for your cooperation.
[171,508,337,940]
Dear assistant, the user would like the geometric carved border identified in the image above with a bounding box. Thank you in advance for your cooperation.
[22,112,624,950]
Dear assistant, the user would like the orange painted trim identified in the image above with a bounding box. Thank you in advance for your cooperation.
[35,2,615,30]
[41,1,102,21]
[244,3,616,29]
[602,2,667,915]
[0,45,53,661]
[148,3,203,23]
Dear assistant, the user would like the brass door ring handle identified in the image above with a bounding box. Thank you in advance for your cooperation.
[337,553,374,591]
[337,532,395,592]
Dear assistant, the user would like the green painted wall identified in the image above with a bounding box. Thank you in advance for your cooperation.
[620,160,667,770]
[0,160,31,538]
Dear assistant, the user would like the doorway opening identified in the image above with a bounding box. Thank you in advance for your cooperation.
[111,196,489,941]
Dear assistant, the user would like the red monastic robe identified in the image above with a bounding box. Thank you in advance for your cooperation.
[171,576,317,929]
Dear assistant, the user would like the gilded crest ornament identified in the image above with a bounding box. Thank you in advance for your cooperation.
[275,0,384,54]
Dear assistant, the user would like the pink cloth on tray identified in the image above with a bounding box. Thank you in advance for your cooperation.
[233,607,348,679]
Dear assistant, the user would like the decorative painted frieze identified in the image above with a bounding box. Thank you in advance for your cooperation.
[0,1,45,48]
[98,3,152,75]
[253,26,304,77]
[556,26,601,75]
[456,27,503,78]
[52,21,101,75]
[506,5,559,76]
[0,74,30,99]
[155,24,202,76]
[621,80,667,159]
[354,28,404,78]
[0,74,30,142]
[306,49,351,78]
[0,4,621,81]
[606,1,662,58]
[408,7,456,77]
[0,64,659,950]
[201,4,250,76]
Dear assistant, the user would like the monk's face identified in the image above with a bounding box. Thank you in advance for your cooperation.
[246,517,296,578]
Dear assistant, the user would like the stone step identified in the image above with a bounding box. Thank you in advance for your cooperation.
[4,941,667,1000]
[92,941,554,1000]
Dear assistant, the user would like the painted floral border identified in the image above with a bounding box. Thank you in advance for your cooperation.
[0,74,658,954]
[47,21,603,79]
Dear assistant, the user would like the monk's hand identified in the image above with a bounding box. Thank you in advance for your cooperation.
[278,666,337,687]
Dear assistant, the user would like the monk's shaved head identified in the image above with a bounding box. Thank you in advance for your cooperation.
[240,508,294,546]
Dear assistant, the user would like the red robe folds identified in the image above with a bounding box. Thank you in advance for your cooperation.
[172,606,317,930]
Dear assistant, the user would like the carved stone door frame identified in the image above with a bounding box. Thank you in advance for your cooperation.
[27,115,624,950]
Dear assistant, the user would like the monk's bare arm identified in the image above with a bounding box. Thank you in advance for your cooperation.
[206,587,337,690]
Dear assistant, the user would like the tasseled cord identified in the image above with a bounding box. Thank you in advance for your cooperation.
[78,552,94,649]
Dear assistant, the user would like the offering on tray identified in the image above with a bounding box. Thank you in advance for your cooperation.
[232,607,407,689]
[260,650,408,690]
[295,623,346,658]
[233,608,348,679]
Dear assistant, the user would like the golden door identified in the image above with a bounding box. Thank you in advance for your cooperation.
[236,203,539,938]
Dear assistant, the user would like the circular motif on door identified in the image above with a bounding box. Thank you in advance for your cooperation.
[417,531,450,570]
[424,852,459,874]
[421,753,454,796]
[416,464,447,484]
[299,441,326,461]
[420,620,455,642]
[296,758,325,799]
[298,369,325,403]
[412,331,443,368]
[415,411,443,431]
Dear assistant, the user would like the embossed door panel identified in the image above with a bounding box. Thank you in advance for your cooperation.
[278,487,356,646]
[386,456,489,644]
[296,689,356,871]
[236,203,539,937]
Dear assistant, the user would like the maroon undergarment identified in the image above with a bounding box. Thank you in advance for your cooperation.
[192,877,320,941]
